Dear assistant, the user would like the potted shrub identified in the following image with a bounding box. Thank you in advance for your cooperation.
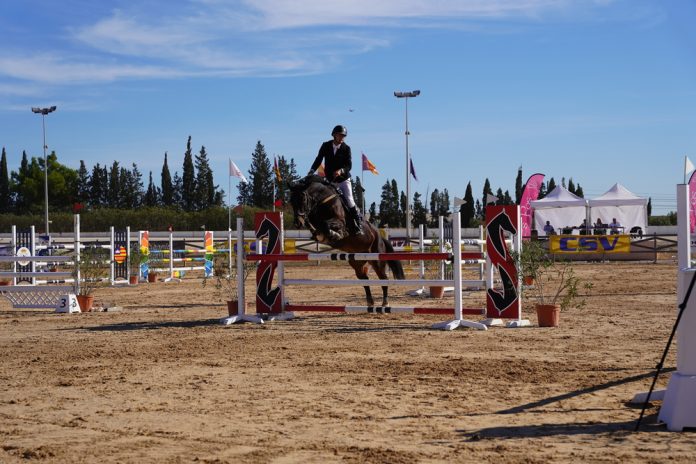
[75,246,109,312]
[129,243,142,285]
[203,254,255,316]
[424,239,452,298]
[516,240,592,327]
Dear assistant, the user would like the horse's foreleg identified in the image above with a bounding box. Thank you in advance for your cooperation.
[371,261,390,307]
[351,261,374,306]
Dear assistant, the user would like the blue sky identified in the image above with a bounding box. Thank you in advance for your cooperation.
[1,0,695,215]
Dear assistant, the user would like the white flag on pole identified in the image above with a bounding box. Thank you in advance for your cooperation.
[686,156,695,182]
[229,159,248,183]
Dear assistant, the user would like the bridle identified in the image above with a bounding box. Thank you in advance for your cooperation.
[295,183,338,235]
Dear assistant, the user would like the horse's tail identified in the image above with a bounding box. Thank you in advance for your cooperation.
[382,237,405,280]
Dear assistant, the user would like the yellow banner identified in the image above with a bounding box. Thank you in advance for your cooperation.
[549,234,631,254]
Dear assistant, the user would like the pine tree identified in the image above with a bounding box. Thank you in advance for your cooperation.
[181,136,196,211]
[412,191,427,231]
[368,202,378,224]
[161,152,173,206]
[89,163,105,207]
[194,145,217,210]
[76,160,90,205]
[475,199,482,219]
[247,141,274,208]
[11,151,33,212]
[537,182,547,200]
[481,178,492,209]
[379,180,397,227]
[172,172,183,207]
[515,166,523,204]
[126,163,144,208]
[0,148,10,213]
[503,190,512,205]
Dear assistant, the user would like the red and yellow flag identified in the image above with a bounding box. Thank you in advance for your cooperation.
[361,152,379,175]
[273,157,282,182]
[317,163,325,177]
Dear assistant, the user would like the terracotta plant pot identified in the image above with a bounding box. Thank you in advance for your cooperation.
[536,304,560,327]
[76,295,94,312]
[147,272,158,283]
[129,275,139,285]
[227,300,247,317]
[429,286,445,299]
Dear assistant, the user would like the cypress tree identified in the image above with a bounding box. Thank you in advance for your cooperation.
[161,152,173,206]
[481,178,492,209]
[547,177,556,194]
[108,161,120,208]
[462,182,475,227]
[515,166,523,204]
[181,136,196,211]
[76,160,90,205]
[353,176,364,212]
[145,171,158,206]
[0,148,10,213]
[89,163,105,207]
[172,172,183,207]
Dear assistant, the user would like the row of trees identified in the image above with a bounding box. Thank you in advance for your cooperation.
[0,137,224,214]
[3,136,631,230]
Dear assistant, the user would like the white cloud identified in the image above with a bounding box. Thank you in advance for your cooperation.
[0,0,616,85]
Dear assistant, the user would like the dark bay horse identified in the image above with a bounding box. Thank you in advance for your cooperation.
[289,176,405,307]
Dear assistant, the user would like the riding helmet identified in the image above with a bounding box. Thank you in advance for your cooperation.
[332,125,348,136]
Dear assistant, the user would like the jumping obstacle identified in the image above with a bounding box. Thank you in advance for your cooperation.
[221,205,530,329]
[8,223,130,286]
[139,231,214,281]
[632,183,696,431]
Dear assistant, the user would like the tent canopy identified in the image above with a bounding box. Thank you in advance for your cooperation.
[588,183,647,207]
[531,186,587,235]
[588,183,647,233]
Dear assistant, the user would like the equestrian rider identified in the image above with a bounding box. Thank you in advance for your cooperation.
[308,125,363,235]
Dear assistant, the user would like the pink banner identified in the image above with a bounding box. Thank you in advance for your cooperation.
[520,173,545,238]
[689,171,696,233]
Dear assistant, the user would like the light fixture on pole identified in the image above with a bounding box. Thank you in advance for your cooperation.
[31,105,57,239]
[394,90,420,240]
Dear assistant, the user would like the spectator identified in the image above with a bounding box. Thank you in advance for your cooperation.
[609,218,622,235]
[594,218,606,235]
[543,221,556,236]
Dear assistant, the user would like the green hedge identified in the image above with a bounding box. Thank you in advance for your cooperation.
[0,206,296,233]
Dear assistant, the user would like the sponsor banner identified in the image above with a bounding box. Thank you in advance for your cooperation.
[549,234,631,254]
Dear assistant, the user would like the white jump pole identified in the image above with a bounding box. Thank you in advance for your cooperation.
[432,212,488,331]
[221,217,263,325]
[656,183,696,431]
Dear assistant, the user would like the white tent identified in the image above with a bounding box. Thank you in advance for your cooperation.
[588,183,648,234]
[531,186,587,236]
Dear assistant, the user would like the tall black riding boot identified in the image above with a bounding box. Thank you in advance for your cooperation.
[347,206,364,235]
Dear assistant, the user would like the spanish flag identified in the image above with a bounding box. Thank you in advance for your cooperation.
[273,157,282,182]
[361,152,379,175]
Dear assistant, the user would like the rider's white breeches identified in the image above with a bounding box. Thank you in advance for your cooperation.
[334,178,356,209]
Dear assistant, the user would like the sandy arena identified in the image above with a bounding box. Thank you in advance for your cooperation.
[1,260,696,463]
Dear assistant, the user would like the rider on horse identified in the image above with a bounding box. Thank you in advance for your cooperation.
[308,125,363,236]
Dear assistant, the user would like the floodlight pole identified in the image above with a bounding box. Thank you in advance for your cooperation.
[31,106,57,238]
[394,90,420,240]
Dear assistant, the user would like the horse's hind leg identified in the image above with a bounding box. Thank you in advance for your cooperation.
[351,261,374,306]
[371,261,390,306]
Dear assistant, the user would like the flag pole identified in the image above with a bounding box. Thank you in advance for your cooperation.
[228,161,232,232]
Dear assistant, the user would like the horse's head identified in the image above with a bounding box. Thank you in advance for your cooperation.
[289,175,316,229]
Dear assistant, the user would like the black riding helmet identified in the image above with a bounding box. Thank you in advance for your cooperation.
[332,125,347,136]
